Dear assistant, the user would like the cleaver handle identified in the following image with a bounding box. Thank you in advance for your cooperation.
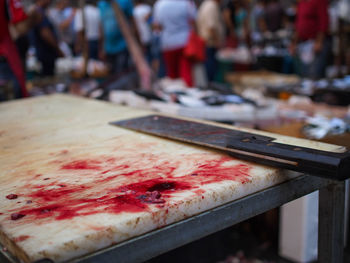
[226,138,350,180]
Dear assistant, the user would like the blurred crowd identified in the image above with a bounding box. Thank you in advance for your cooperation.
[1,0,350,100]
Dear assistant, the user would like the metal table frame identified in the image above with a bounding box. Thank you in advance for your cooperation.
[0,175,345,263]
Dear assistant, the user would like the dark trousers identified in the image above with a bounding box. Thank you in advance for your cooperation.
[39,57,55,76]
[205,47,218,82]
[298,37,332,79]
[107,49,130,75]
[88,40,99,60]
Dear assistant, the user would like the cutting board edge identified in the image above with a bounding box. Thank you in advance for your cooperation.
[0,228,31,263]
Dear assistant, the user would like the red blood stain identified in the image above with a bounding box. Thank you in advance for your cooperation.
[16,179,190,220]
[116,179,192,194]
[61,160,102,170]
[29,186,86,202]
[18,193,147,220]
[190,159,252,185]
[8,153,252,222]
[138,191,165,204]
[148,182,176,192]
[13,235,30,242]
[11,213,25,220]
[6,194,18,200]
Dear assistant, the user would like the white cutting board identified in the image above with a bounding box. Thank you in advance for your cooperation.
[0,95,344,262]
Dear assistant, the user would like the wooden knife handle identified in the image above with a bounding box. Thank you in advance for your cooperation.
[227,137,350,180]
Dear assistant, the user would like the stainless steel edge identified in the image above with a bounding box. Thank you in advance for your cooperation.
[70,175,331,263]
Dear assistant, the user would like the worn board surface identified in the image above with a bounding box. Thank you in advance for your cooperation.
[0,95,344,263]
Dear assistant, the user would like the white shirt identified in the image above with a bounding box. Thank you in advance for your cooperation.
[153,0,196,51]
[338,0,350,23]
[133,4,152,45]
[74,5,101,41]
[197,0,224,47]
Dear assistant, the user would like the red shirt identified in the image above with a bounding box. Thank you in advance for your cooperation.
[0,0,28,97]
[295,0,329,41]
[0,0,27,54]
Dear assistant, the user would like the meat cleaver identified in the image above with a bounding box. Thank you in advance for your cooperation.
[110,115,350,180]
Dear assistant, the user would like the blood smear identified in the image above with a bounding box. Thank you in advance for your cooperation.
[13,235,30,242]
[61,160,102,170]
[8,153,252,222]
[6,194,18,200]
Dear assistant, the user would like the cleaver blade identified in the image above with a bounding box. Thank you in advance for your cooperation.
[110,115,350,181]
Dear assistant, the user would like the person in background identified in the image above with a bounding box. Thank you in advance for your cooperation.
[98,0,134,74]
[249,0,265,35]
[263,0,285,33]
[8,2,34,74]
[223,0,235,39]
[0,0,30,100]
[49,0,68,37]
[337,0,350,76]
[133,0,152,62]
[30,0,64,76]
[153,0,197,87]
[222,0,250,46]
[290,0,331,79]
[49,0,76,56]
[197,0,224,82]
[149,8,165,77]
[284,2,297,30]
[74,0,101,60]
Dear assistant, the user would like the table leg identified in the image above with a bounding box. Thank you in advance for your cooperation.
[318,181,345,263]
